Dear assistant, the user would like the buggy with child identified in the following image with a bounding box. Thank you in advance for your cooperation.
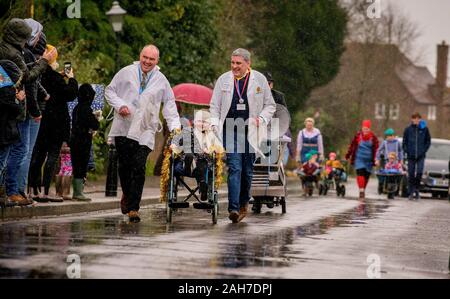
[375,129,408,198]
[162,110,224,224]
[376,151,407,199]
[297,150,321,196]
[319,152,348,197]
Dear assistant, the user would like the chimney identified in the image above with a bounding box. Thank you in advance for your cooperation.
[436,40,448,89]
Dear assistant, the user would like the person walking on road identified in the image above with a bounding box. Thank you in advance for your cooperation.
[296,117,324,164]
[105,44,181,223]
[209,48,276,223]
[345,120,379,200]
[402,113,431,201]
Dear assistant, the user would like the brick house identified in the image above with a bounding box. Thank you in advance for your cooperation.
[308,42,450,139]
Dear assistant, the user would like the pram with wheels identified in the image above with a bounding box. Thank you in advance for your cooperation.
[376,169,406,199]
[319,160,348,197]
[298,167,321,197]
[249,104,290,214]
[162,112,223,224]
[165,151,220,224]
[250,135,290,213]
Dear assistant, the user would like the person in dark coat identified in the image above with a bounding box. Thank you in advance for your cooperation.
[70,84,100,201]
[263,72,287,107]
[16,19,51,199]
[402,112,431,201]
[0,18,55,205]
[0,60,26,207]
[28,46,78,202]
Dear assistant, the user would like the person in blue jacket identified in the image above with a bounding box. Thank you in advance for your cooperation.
[402,113,431,200]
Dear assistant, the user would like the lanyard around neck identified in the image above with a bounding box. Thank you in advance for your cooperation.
[234,72,250,100]
[138,65,154,95]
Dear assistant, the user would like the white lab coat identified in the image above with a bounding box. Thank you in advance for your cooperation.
[209,70,276,152]
[105,62,181,150]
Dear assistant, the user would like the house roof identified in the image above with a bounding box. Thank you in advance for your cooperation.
[395,63,437,105]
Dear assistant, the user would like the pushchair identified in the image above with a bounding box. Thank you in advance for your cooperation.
[376,169,406,199]
[376,155,408,198]
[250,135,290,213]
[319,160,348,197]
[163,138,221,224]
[297,167,321,197]
[249,104,291,213]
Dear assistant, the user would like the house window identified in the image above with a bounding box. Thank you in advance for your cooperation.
[389,104,400,120]
[375,103,386,119]
[428,105,437,120]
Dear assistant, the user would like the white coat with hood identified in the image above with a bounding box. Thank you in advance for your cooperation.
[105,62,181,150]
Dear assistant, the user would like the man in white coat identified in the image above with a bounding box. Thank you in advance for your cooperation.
[105,44,180,223]
[210,48,276,223]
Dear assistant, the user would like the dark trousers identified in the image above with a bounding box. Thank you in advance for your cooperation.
[71,140,92,179]
[29,136,62,195]
[407,157,425,195]
[115,137,151,212]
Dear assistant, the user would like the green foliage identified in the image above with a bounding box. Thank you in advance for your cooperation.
[0,0,349,175]
[248,0,347,112]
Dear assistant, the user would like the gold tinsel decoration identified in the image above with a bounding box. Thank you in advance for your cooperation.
[160,131,225,202]
[160,129,180,203]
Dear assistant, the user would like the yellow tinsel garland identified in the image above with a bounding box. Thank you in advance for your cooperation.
[160,132,225,203]
[160,129,180,203]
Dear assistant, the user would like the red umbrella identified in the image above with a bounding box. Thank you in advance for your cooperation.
[173,83,213,106]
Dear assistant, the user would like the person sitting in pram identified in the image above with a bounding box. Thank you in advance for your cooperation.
[325,152,347,181]
[298,150,321,193]
[382,152,405,174]
[170,110,224,201]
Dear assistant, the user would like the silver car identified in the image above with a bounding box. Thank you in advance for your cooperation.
[420,138,450,198]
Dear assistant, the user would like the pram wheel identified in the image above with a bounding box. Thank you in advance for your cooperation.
[280,197,287,214]
[340,185,346,197]
[212,192,218,224]
[166,196,173,223]
[319,184,324,195]
[252,202,262,214]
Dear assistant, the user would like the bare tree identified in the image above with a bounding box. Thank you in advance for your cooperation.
[306,1,425,151]
[341,0,423,62]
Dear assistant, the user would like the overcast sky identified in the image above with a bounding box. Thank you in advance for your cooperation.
[384,0,450,78]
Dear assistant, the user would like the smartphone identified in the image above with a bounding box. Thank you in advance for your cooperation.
[64,62,71,75]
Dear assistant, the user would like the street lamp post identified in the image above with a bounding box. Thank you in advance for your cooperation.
[105,1,126,197]
[106,1,127,72]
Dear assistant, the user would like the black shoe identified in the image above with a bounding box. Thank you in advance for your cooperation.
[128,211,141,223]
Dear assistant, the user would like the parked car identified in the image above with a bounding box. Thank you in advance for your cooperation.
[419,138,450,198]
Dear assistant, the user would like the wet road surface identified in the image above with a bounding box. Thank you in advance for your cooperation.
[0,190,449,279]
